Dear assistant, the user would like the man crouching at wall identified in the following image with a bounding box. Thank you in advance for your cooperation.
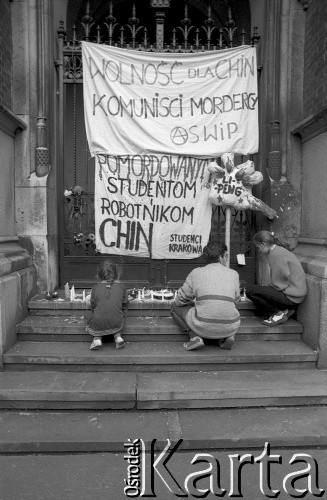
[171,241,241,351]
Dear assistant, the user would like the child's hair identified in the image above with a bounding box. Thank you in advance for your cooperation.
[202,241,228,263]
[253,231,292,251]
[97,259,118,288]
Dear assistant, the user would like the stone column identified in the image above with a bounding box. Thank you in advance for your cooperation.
[35,0,50,177]
[256,0,306,286]
[266,0,282,183]
[260,0,305,243]
[13,0,58,292]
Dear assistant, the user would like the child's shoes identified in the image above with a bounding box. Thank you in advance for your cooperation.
[115,335,125,349]
[90,338,102,350]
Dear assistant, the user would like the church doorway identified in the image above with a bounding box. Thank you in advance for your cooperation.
[57,0,257,288]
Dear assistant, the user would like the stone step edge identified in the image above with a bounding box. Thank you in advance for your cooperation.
[1,405,327,453]
[0,369,326,401]
[16,316,303,334]
[17,333,302,343]
[3,340,316,366]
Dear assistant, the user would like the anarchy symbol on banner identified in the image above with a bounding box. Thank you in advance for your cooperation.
[170,127,188,145]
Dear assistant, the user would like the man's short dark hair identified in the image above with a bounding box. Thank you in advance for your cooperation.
[202,241,228,263]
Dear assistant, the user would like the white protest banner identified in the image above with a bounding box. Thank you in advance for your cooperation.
[82,42,258,157]
[95,154,212,259]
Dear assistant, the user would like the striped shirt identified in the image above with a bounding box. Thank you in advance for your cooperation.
[175,263,241,339]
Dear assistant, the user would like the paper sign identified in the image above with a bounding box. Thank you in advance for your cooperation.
[237,253,246,266]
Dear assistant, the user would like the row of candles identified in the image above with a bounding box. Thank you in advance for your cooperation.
[63,285,177,302]
[65,284,87,302]
[132,288,178,301]
[54,285,246,302]
[50,286,246,302]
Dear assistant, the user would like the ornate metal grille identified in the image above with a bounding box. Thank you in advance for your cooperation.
[59,0,260,81]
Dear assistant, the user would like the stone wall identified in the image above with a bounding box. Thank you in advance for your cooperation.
[0,1,37,368]
[0,129,15,237]
[0,106,37,368]
[294,130,327,368]
[0,1,12,108]
[303,0,327,117]
[302,132,327,239]
[291,0,327,368]
[0,241,37,369]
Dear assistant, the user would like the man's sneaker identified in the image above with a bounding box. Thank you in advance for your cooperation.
[115,336,125,349]
[90,338,102,350]
[183,336,204,351]
[219,335,235,350]
[287,309,296,319]
[263,310,289,326]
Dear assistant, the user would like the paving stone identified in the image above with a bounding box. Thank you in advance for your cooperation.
[0,409,171,452]
[177,406,327,449]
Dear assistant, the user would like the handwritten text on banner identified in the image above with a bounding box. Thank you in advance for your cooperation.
[95,154,212,259]
[82,43,259,157]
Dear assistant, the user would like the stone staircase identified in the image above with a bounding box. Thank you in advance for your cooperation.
[0,291,322,411]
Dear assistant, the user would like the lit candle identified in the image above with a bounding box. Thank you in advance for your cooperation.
[83,289,86,301]
[141,288,145,299]
[137,290,141,301]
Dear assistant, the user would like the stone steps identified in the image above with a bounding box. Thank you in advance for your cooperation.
[0,368,325,411]
[16,315,303,342]
[3,340,317,373]
[2,293,318,412]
